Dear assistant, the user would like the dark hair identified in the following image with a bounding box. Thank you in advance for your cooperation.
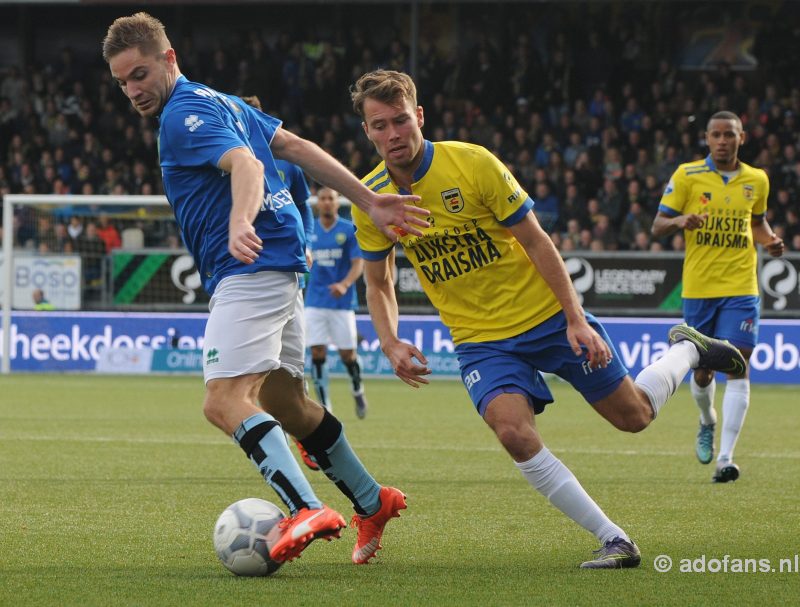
[707,111,742,131]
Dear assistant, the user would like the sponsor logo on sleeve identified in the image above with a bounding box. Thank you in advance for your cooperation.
[184,115,205,132]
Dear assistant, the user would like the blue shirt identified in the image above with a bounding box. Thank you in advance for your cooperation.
[305,217,361,310]
[158,76,305,295]
[274,158,312,288]
[274,159,313,245]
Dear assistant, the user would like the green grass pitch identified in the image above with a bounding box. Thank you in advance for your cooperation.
[1,375,798,606]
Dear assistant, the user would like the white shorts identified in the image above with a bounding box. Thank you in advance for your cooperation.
[203,272,305,383]
[305,307,357,350]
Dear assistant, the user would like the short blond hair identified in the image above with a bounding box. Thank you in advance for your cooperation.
[350,69,417,118]
[102,12,171,63]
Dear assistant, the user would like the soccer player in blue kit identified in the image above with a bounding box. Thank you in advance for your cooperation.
[103,14,428,565]
[305,187,369,419]
[350,70,747,568]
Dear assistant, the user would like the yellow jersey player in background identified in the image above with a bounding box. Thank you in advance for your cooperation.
[350,70,746,569]
[653,111,784,483]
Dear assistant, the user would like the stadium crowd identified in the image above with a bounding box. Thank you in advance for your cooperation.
[1,3,799,259]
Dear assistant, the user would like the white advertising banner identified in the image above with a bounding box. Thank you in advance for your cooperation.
[0,254,82,310]
[95,347,153,374]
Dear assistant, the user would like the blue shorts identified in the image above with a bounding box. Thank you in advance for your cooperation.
[455,311,629,417]
[683,296,759,350]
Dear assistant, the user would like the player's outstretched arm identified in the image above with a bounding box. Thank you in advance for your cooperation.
[270,128,429,240]
[510,212,611,369]
[364,253,430,387]
[219,147,265,264]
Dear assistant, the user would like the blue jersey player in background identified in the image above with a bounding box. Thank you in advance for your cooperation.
[103,12,428,565]
[305,187,368,420]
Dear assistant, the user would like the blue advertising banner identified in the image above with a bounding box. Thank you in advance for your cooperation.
[4,312,206,372]
[2,312,799,384]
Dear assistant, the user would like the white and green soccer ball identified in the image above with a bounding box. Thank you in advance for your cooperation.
[213,498,286,576]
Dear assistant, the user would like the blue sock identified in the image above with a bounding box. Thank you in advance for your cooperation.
[311,357,332,410]
[300,409,381,515]
[233,412,322,515]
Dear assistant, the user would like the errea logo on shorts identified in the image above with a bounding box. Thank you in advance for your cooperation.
[184,115,205,132]
[206,347,219,365]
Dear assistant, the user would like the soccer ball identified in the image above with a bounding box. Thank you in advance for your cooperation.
[213,498,286,576]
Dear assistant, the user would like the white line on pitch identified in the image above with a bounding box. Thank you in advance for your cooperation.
[0,434,798,460]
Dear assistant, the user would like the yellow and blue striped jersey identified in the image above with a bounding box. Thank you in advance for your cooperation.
[659,155,768,298]
[353,140,562,344]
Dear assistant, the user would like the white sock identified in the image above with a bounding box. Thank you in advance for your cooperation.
[515,446,629,544]
[634,341,699,418]
[718,379,750,465]
[690,375,717,425]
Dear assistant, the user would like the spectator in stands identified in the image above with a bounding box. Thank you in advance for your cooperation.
[784,208,800,244]
[32,288,55,311]
[53,221,73,252]
[563,131,587,168]
[630,230,651,251]
[96,213,121,252]
[619,201,653,250]
[76,221,105,284]
[563,218,582,249]
[592,214,617,250]
[533,181,559,233]
[35,214,58,251]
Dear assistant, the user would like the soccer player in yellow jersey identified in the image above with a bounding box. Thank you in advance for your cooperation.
[653,111,784,483]
[350,70,746,569]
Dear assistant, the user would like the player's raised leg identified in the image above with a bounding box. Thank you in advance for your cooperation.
[594,323,745,434]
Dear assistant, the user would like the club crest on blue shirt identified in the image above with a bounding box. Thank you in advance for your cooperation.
[441,187,464,213]
[743,184,754,200]
[335,232,347,245]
